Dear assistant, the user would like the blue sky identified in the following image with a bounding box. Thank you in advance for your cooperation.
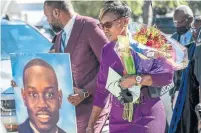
[10,53,77,133]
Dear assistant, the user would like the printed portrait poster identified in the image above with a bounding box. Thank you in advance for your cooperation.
[10,53,77,133]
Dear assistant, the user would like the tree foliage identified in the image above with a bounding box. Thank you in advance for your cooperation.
[125,0,143,19]
[188,1,201,15]
[71,0,201,20]
[153,0,188,15]
[72,1,103,19]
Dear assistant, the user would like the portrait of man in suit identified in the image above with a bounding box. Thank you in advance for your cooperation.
[18,58,66,133]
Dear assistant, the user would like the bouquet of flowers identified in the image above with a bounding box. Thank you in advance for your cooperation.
[112,22,189,122]
[134,26,173,54]
[129,22,188,70]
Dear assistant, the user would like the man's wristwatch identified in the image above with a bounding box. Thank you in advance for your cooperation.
[83,89,89,98]
[135,75,142,86]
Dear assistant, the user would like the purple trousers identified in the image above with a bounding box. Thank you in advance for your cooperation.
[109,88,166,133]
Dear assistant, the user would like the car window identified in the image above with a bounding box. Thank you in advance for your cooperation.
[155,18,174,26]
[1,100,15,110]
[154,17,176,34]
[1,24,52,60]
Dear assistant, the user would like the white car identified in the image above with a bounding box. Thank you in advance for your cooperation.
[1,18,52,132]
[0,120,7,133]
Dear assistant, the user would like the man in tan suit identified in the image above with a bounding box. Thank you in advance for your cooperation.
[43,1,110,133]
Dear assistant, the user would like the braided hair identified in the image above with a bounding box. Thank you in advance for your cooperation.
[99,0,131,20]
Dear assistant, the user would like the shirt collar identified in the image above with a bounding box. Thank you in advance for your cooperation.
[29,121,58,133]
[63,14,77,34]
[179,30,193,45]
[181,30,192,38]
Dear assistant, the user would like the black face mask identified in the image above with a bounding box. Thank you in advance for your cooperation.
[176,26,189,35]
[50,24,62,34]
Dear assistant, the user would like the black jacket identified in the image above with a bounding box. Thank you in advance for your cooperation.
[169,42,199,133]
[18,118,66,133]
[194,44,201,86]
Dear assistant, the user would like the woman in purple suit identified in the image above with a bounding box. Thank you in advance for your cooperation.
[87,1,174,133]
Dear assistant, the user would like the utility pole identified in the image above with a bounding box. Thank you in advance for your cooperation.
[143,0,152,26]
[1,0,11,16]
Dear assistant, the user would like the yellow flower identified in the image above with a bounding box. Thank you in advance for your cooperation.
[133,35,138,41]
[150,27,160,37]
[147,27,152,35]
[137,35,147,44]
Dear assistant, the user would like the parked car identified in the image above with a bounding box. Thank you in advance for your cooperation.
[1,88,16,132]
[1,18,52,132]
[153,15,176,35]
[0,120,7,133]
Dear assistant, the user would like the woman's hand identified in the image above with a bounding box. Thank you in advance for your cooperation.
[86,127,94,133]
[86,106,103,133]
[119,75,136,89]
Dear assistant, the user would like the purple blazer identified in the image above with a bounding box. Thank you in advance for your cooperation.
[94,42,174,133]
[53,15,109,133]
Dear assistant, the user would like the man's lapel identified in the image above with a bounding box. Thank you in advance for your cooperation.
[64,15,85,56]
[172,32,179,41]
[25,119,34,133]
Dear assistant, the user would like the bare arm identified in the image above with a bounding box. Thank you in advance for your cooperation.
[140,75,152,86]
[87,106,103,132]
[119,75,152,89]
[120,72,174,89]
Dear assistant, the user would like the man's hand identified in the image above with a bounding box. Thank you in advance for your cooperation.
[198,121,201,132]
[11,80,17,88]
[67,87,85,106]
[86,127,94,133]
[49,49,55,53]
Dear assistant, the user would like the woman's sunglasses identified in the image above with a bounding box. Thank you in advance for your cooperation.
[98,16,123,30]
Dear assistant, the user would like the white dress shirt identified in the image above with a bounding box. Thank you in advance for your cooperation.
[30,121,58,133]
[62,14,77,48]
[179,30,193,45]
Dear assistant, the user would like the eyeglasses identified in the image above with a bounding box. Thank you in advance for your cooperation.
[98,16,123,30]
